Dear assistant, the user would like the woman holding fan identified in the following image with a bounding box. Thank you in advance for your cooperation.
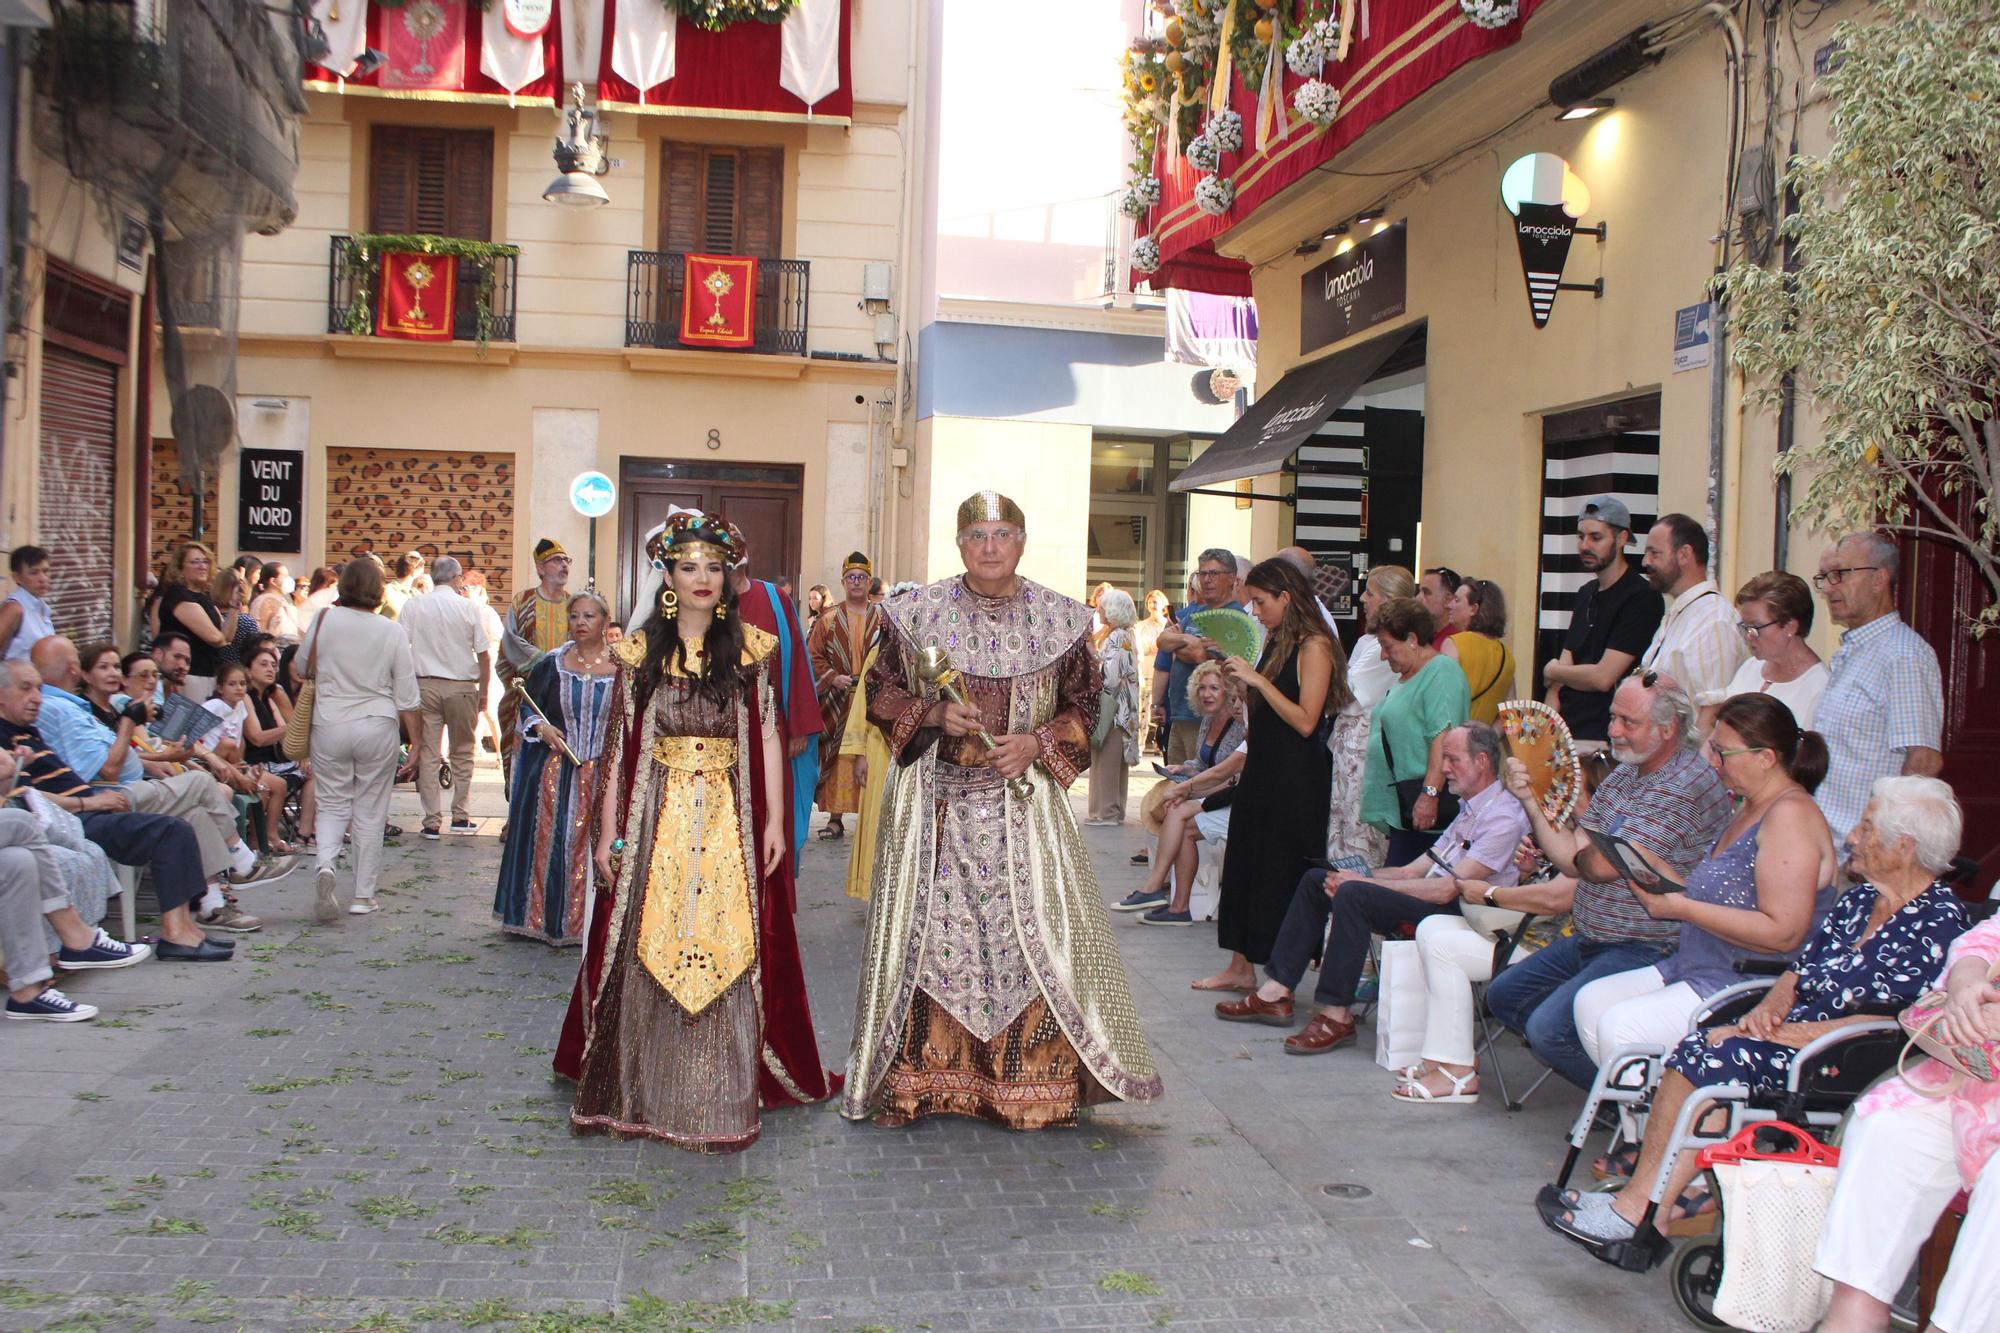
[1194,558,1346,994]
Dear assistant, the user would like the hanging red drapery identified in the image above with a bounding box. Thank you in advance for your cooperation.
[678,254,759,350]
[376,251,459,341]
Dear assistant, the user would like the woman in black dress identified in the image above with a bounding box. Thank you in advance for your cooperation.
[1195,558,1347,993]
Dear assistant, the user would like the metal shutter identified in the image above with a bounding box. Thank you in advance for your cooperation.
[37,346,120,643]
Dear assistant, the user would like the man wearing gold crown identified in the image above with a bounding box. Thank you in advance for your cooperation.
[843,491,1162,1129]
[806,551,885,844]
[496,538,572,791]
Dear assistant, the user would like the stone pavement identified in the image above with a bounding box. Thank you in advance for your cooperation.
[0,760,1697,1332]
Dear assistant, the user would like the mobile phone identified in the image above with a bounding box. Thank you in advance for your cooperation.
[1423,847,1457,876]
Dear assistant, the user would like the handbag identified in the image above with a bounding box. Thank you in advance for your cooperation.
[1895,955,2000,1094]
[281,611,323,762]
[1381,726,1459,831]
[1702,1121,1841,1332]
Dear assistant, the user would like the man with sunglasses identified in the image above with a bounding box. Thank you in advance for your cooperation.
[1151,547,1244,767]
[1810,532,1943,850]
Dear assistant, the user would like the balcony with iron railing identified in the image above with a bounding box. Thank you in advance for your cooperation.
[325,236,518,345]
[624,251,810,357]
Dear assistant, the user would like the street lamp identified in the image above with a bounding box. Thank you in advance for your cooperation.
[544,84,610,208]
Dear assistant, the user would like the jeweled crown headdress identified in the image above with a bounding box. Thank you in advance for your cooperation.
[955,490,1026,534]
[646,510,739,569]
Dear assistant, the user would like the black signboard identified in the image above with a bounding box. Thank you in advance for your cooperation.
[237,448,304,553]
[1512,201,1577,328]
[1300,221,1407,356]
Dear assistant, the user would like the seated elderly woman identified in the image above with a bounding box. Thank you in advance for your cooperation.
[1570,692,1840,1079]
[1543,775,1973,1251]
[1113,659,1246,924]
[1814,909,2000,1333]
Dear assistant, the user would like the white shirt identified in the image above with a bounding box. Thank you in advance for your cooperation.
[202,696,249,747]
[1346,632,1396,712]
[298,606,420,725]
[395,586,489,681]
[1640,579,1745,707]
[1721,655,1831,729]
[3,587,55,662]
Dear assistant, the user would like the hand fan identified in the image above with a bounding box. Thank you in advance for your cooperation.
[1493,699,1583,827]
[1187,607,1263,664]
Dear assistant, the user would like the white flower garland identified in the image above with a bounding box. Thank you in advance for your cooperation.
[1208,108,1244,154]
[1185,132,1221,172]
[1460,0,1520,30]
[1119,175,1162,219]
[1293,79,1340,128]
[1284,16,1339,77]
[1193,173,1235,216]
[1133,236,1162,274]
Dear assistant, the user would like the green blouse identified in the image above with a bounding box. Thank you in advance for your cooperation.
[1360,653,1472,830]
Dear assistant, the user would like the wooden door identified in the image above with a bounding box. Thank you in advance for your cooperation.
[1900,524,1999,894]
[616,460,804,623]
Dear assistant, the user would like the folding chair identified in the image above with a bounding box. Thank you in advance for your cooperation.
[1472,911,1553,1111]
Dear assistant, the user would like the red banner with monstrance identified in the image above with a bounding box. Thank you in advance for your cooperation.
[376,251,459,341]
[679,254,758,350]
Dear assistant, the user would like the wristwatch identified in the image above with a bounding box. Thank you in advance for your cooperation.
[1483,884,1500,906]
[1421,783,1441,798]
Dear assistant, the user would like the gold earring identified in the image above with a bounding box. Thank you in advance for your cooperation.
[715,602,728,622]
[659,586,678,615]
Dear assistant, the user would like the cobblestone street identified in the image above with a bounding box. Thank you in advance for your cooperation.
[0,765,1688,1332]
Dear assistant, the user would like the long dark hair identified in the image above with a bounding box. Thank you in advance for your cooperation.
[636,578,754,709]
[1244,558,1350,717]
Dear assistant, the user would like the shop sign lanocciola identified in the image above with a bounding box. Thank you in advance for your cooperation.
[502,0,553,39]
[679,254,759,350]
[376,251,459,341]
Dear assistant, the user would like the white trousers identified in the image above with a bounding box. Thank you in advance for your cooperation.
[311,716,401,901]
[1573,965,1702,1068]
[1816,1098,2000,1333]
[1415,914,1503,1069]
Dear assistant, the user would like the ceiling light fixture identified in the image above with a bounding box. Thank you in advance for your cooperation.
[1355,207,1384,225]
[1557,98,1615,121]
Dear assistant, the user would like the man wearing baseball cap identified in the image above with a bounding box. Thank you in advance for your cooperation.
[1542,495,1664,748]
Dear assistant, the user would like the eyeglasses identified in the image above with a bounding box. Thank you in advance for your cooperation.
[1705,738,1768,760]
[1196,569,1232,580]
[1812,565,1880,588]
[959,527,1021,547]
[1736,619,1778,638]
[1630,668,1660,689]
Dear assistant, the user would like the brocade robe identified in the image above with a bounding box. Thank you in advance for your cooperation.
[842,576,1163,1129]
[807,601,886,814]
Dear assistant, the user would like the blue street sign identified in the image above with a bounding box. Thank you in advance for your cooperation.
[569,470,616,518]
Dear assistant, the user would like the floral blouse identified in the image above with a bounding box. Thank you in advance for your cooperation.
[1857,915,2000,1187]
[1666,880,1970,1095]
[1097,627,1141,766]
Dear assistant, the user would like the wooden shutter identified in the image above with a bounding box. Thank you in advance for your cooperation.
[38,348,120,643]
[659,142,783,258]
[369,126,492,240]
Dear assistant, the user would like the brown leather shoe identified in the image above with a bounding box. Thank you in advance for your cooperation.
[1284,1012,1357,1055]
[1215,992,1295,1026]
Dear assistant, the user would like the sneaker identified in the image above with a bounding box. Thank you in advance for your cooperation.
[196,903,263,933]
[449,818,478,836]
[1354,974,1380,1005]
[231,855,299,886]
[5,988,98,1022]
[1138,906,1194,926]
[57,930,153,971]
[421,826,443,841]
[1111,888,1169,913]
[313,867,341,925]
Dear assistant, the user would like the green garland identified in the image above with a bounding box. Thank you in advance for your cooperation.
[340,234,522,349]
[663,0,799,33]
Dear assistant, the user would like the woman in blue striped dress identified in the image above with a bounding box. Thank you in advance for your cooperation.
[494,593,617,945]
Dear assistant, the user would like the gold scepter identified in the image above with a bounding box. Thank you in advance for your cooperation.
[913,646,1033,801]
[507,679,582,766]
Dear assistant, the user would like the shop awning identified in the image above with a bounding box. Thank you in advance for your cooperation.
[1169,325,1419,494]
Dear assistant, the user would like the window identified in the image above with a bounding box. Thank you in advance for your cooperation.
[368,125,494,240]
[659,142,783,259]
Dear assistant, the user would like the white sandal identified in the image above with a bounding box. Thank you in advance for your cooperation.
[1391,1068,1479,1104]
[347,898,380,915]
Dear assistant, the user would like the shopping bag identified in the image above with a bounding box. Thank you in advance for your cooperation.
[1703,1122,1841,1333]
[1372,939,1426,1072]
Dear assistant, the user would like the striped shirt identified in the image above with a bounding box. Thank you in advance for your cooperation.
[1574,744,1733,944]
[1641,580,1746,708]
[1813,613,1943,847]
[0,719,91,798]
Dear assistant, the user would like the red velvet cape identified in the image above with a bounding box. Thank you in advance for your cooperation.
[552,655,842,1107]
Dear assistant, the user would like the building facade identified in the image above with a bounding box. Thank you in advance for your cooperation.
[139,0,921,611]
